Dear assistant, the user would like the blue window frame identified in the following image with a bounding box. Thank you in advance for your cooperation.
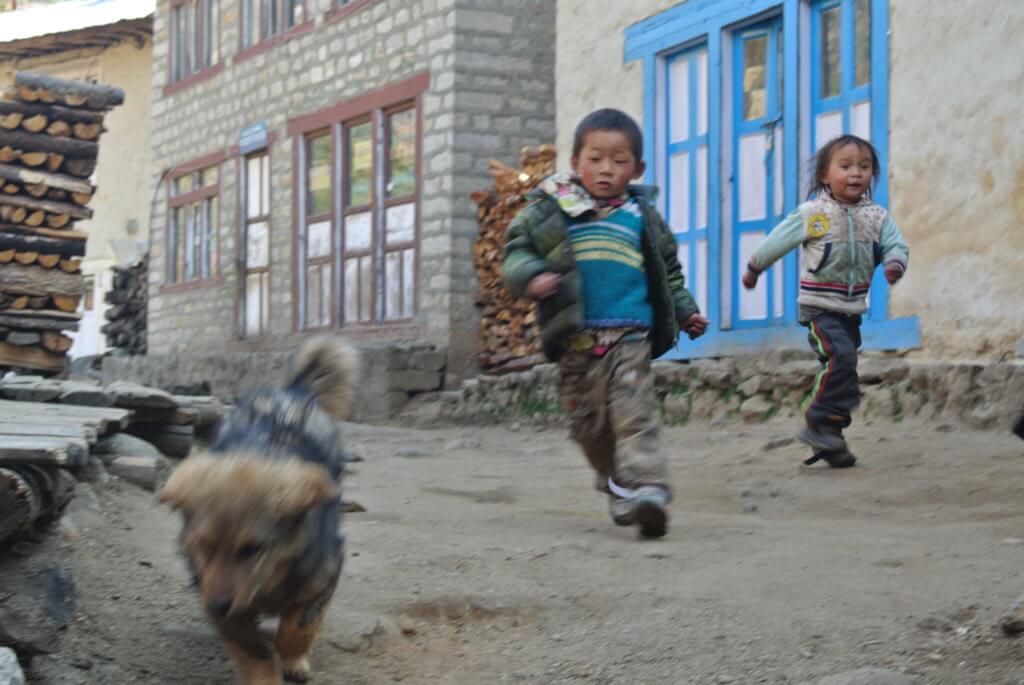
[624,0,917,358]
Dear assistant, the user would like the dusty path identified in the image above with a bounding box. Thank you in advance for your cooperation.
[23,418,1024,684]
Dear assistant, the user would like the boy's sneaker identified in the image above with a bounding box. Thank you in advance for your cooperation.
[631,485,669,539]
[797,423,847,453]
[608,494,634,526]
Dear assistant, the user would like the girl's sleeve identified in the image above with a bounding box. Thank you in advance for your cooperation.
[880,213,909,273]
[748,207,805,273]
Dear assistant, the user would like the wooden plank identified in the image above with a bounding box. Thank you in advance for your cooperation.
[0,341,66,372]
[0,307,81,321]
[0,192,93,220]
[0,231,85,258]
[130,407,197,426]
[0,422,96,443]
[0,223,88,241]
[0,261,84,297]
[0,412,109,434]
[15,72,126,111]
[0,129,98,160]
[106,381,178,409]
[0,435,86,466]
[58,381,115,407]
[0,162,94,195]
[0,99,104,126]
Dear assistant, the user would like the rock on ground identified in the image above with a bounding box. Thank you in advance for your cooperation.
[0,648,24,685]
[92,433,166,465]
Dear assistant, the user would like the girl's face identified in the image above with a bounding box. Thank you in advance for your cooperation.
[572,130,646,199]
[821,142,875,204]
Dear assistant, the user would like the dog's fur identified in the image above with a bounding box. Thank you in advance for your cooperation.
[159,337,359,685]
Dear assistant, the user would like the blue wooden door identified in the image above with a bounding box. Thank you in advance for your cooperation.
[729,18,785,329]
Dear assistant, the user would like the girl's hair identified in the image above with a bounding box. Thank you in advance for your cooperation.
[806,134,880,200]
[572,108,644,163]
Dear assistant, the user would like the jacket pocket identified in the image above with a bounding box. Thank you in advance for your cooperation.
[808,243,833,274]
[872,241,882,267]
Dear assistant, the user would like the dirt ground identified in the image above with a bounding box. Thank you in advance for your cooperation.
[20,416,1024,685]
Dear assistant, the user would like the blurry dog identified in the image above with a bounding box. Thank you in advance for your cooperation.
[159,337,358,684]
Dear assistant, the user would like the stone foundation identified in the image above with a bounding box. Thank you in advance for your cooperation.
[102,343,447,422]
[443,352,1024,430]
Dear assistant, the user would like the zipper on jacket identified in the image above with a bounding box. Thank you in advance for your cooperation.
[846,208,855,297]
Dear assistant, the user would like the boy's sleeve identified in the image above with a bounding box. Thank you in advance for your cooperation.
[502,200,552,298]
[879,213,909,273]
[652,209,700,321]
[748,207,805,273]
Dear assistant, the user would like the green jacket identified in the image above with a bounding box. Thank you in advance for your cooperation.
[502,184,699,361]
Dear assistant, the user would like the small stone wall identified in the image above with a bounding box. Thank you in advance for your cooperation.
[444,352,1024,430]
[102,343,447,423]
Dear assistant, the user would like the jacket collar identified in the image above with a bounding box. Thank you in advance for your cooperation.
[533,173,658,218]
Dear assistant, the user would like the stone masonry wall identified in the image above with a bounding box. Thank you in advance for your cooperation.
[149,0,556,386]
[444,353,1024,431]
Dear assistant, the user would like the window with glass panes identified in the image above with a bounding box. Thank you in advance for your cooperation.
[241,0,306,48]
[811,0,872,150]
[169,0,219,82]
[296,104,418,330]
[168,166,220,283]
[242,152,271,337]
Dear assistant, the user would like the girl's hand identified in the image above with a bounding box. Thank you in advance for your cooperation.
[741,268,759,290]
[525,272,562,299]
[681,314,710,339]
[884,263,904,285]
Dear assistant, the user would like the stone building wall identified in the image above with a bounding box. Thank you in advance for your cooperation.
[148,0,555,383]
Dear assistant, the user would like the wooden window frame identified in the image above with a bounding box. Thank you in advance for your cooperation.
[301,130,336,331]
[166,0,222,94]
[325,0,383,24]
[237,0,314,64]
[238,151,272,339]
[165,151,225,291]
[287,73,429,333]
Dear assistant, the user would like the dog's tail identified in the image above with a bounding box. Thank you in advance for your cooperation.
[287,336,361,421]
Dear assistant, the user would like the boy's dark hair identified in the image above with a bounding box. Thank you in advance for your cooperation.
[572,109,644,162]
[807,134,880,200]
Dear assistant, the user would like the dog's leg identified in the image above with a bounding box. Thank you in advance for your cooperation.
[274,598,329,684]
[217,617,282,685]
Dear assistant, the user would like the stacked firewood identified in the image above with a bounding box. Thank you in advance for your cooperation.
[0,71,124,373]
[470,145,556,372]
[103,255,147,354]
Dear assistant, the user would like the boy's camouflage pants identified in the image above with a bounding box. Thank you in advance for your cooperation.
[556,338,670,494]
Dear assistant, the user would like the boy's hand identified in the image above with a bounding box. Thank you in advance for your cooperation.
[741,268,759,290]
[884,263,905,285]
[681,313,710,340]
[524,272,562,299]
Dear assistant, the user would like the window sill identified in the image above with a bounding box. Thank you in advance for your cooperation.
[160,277,224,294]
[163,63,224,97]
[325,0,382,24]
[235,20,316,66]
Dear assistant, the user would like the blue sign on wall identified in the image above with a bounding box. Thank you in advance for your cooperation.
[239,122,268,154]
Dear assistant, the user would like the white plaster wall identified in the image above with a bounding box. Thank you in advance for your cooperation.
[555,0,684,167]
[888,0,1024,359]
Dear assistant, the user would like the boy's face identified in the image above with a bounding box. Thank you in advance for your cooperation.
[571,130,646,199]
[821,142,874,204]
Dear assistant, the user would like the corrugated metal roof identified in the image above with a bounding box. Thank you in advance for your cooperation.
[0,0,155,45]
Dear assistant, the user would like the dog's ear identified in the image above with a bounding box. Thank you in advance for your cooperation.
[269,463,339,517]
[157,457,214,511]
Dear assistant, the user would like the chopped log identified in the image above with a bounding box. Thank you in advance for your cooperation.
[22,114,47,133]
[46,120,71,138]
[62,158,96,178]
[0,98,105,126]
[47,189,68,201]
[45,214,70,229]
[0,206,27,224]
[0,113,22,129]
[0,192,92,220]
[37,254,59,268]
[1,184,15,194]
[25,210,45,227]
[71,192,92,206]
[0,146,16,162]
[0,162,94,195]
[52,294,80,312]
[14,251,38,265]
[47,153,63,172]
[0,230,85,257]
[25,182,47,198]
[0,262,84,297]
[40,331,72,353]
[0,313,78,332]
[27,296,49,309]
[59,258,81,272]
[15,72,126,111]
[21,151,48,167]
[72,122,103,141]
[9,295,28,309]
[0,340,66,373]
[0,129,98,160]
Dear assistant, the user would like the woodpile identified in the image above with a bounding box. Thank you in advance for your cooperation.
[0,71,124,374]
[103,255,147,354]
[0,376,225,546]
[470,145,556,372]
